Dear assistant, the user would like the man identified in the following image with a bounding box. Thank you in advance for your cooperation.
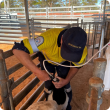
[12,27,87,110]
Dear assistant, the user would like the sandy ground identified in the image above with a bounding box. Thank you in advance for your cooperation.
[0,44,110,110]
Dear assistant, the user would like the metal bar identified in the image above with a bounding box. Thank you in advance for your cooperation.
[0,23,26,25]
[19,82,44,110]
[13,77,40,107]
[34,22,72,25]
[0,33,27,37]
[0,37,23,41]
[0,26,27,29]
[8,54,39,75]
[31,18,35,38]
[4,50,37,60]
[0,29,27,32]
[103,0,107,25]
[33,18,79,21]
[11,64,40,90]
[92,24,97,62]
[11,71,32,90]
[24,0,30,38]
[37,93,45,102]
[0,41,14,44]
[98,26,105,57]
[87,23,91,60]
[8,63,23,76]
[4,50,13,59]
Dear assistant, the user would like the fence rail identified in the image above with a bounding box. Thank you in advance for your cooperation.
[1,5,110,21]
[0,49,45,110]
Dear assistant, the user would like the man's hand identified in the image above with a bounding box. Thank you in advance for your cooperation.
[52,76,68,89]
[34,70,51,81]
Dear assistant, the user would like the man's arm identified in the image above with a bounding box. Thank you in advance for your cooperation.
[52,67,79,88]
[12,49,50,81]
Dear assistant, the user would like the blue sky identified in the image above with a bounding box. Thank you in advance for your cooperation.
[97,0,102,5]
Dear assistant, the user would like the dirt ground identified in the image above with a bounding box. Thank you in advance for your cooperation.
[0,44,110,110]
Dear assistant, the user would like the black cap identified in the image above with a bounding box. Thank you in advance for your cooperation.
[61,27,87,62]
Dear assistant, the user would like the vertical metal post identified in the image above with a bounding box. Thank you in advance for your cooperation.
[72,6,74,17]
[71,6,72,19]
[46,7,48,19]
[46,7,48,28]
[4,0,6,12]
[92,24,96,62]
[103,0,107,25]
[81,19,83,28]
[86,58,107,110]
[31,18,35,38]
[0,50,11,110]
[87,77,103,110]
[24,0,30,38]
[98,26,105,57]
[93,58,107,81]
[87,23,91,49]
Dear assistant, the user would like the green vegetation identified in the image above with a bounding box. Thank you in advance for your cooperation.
[0,0,109,8]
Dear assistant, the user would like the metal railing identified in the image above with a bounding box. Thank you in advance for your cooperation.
[0,16,28,44]
[0,17,80,44]
[1,5,110,22]
[0,49,45,110]
[0,16,104,63]
[30,18,103,61]
[0,19,108,110]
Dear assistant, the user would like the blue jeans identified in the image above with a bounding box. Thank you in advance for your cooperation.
[37,52,72,110]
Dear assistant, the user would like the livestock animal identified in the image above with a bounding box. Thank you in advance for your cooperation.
[26,100,58,110]
[26,85,69,110]
[47,86,69,110]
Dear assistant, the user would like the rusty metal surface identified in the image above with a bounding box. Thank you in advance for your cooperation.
[88,87,98,110]
[89,77,103,88]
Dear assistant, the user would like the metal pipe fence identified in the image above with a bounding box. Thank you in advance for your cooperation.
[29,18,103,63]
[1,5,110,22]
[0,50,107,110]
[0,49,45,110]
[0,19,108,110]
[0,16,104,62]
